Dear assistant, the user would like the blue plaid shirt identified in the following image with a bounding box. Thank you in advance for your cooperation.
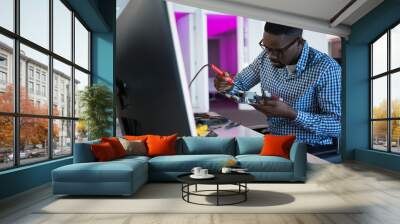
[231,42,341,146]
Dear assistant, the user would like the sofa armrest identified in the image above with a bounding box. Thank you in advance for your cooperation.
[73,140,100,163]
[289,142,307,181]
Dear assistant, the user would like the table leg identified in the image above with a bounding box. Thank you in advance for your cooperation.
[217,184,219,206]
[245,183,247,201]
[195,184,198,192]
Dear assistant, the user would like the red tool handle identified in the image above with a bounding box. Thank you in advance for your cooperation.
[210,64,234,85]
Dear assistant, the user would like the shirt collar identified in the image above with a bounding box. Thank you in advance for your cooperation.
[295,41,309,75]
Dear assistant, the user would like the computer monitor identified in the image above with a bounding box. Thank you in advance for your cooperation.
[116,0,196,136]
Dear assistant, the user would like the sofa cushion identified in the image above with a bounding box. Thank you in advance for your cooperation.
[180,137,235,155]
[119,138,147,156]
[91,142,118,161]
[236,155,293,172]
[147,134,177,157]
[101,137,127,158]
[260,135,296,159]
[148,154,235,172]
[53,158,147,183]
[235,137,263,155]
[73,140,100,163]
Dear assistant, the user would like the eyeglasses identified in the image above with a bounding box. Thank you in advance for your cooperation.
[259,38,299,57]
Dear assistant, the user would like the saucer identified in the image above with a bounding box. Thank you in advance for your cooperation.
[190,174,215,179]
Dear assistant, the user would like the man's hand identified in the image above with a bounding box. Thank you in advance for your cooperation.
[250,99,297,120]
[214,72,233,92]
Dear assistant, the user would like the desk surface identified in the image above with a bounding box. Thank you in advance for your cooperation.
[204,112,263,138]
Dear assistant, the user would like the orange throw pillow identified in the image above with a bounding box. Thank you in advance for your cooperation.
[124,135,148,141]
[101,137,127,158]
[146,134,177,157]
[260,135,296,159]
[91,142,117,161]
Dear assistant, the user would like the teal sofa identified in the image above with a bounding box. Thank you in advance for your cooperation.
[52,137,307,196]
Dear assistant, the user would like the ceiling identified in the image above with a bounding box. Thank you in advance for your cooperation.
[166,0,384,37]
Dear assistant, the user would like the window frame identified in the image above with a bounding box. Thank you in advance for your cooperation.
[0,0,92,171]
[370,21,400,154]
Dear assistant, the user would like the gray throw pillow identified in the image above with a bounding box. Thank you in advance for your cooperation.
[118,138,147,156]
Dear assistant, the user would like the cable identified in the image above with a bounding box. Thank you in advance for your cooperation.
[188,64,210,88]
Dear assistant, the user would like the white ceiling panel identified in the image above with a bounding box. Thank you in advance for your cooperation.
[166,0,384,37]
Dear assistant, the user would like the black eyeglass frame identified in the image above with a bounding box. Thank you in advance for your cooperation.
[259,38,301,57]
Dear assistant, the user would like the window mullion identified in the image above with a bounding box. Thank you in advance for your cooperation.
[71,10,76,155]
[48,0,54,160]
[388,30,391,153]
[13,0,21,167]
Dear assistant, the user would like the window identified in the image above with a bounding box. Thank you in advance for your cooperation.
[0,55,7,67]
[35,70,41,81]
[0,34,13,113]
[75,18,90,70]
[0,71,6,85]
[20,0,49,49]
[370,23,400,154]
[36,84,40,96]
[53,59,72,117]
[0,0,14,32]
[28,81,34,94]
[0,1,91,170]
[0,116,13,170]
[42,85,46,97]
[53,0,72,60]
[28,67,34,80]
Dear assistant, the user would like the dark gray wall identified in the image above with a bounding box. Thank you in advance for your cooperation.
[116,0,192,136]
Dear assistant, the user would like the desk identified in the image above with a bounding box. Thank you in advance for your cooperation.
[198,112,263,138]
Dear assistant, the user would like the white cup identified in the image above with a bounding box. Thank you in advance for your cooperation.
[191,167,202,176]
[200,169,208,176]
[221,167,232,174]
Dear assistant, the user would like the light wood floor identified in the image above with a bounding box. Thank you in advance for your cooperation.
[1,157,400,224]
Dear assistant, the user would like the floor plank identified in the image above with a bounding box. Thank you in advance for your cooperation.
[1,160,400,224]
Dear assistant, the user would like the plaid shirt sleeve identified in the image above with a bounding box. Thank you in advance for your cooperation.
[294,63,341,137]
[230,51,265,93]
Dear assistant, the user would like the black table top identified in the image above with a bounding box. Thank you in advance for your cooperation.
[177,172,255,185]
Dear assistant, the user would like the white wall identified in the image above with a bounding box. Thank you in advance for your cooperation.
[303,30,329,54]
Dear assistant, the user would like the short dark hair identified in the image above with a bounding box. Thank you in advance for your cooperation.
[264,22,303,37]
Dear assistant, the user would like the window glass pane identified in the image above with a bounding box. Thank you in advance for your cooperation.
[0,0,14,31]
[0,116,14,170]
[391,120,400,153]
[372,77,387,119]
[20,44,49,115]
[391,24,400,70]
[20,117,49,165]
[20,0,49,49]
[372,121,388,151]
[53,0,72,60]
[53,119,72,157]
[391,72,400,118]
[74,69,89,118]
[372,33,387,76]
[53,59,72,117]
[74,18,89,70]
[75,120,88,143]
[0,35,14,112]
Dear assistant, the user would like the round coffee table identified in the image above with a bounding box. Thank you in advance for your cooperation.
[177,173,255,206]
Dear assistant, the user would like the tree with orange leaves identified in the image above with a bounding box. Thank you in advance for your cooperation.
[0,84,59,152]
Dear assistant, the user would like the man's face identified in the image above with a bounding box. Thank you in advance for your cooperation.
[262,32,302,68]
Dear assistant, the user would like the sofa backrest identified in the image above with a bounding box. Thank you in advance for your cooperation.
[73,140,100,163]
[178,137,235,155]
[235,137,264,155]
